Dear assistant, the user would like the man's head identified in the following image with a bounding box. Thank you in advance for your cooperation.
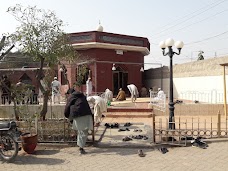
[54,77,57,80]
[158,88,161,91]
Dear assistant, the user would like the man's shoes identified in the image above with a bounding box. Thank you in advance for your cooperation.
[79,148,87,155]
[191,138,208,149]
[118,128,130,132]
[124,122,132,127]
[122,136,132,141]
[104,123,110,128]
[105,123,119,128]
[133,129,142,132]
[113,123,119,128]
[159,147,168,154]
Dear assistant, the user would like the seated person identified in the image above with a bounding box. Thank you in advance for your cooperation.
[152,88,165,102]
[140,86,148,97]
[115,88,126,101]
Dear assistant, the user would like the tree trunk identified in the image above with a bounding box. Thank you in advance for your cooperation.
[36,57,49,121]
[40,92,49,120]
[13,100,20,121]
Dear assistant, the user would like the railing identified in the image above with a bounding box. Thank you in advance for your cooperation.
[149,91,166,111]
[179,90,225,104]
[152,111,228,146]
[1,94,39,105]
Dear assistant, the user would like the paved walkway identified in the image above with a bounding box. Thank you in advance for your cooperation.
[1,98,228,170]
[1,139,228,171]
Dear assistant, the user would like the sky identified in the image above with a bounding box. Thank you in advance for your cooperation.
[1,0,228,67]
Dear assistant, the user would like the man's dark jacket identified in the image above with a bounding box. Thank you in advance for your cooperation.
[64,91,92,119]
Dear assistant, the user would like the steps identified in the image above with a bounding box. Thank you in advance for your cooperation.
[105,107,153,118]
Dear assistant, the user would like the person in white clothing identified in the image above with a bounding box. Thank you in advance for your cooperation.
[87,96,107,127]
[104,88,113,104]
[51,77,61,104]
[157,88,165,99]
[152,88,165,102]
[127,84,139,102]
[86,78,92,97]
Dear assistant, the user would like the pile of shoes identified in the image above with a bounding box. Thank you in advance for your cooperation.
[130,135,148,140]
[175,100,183,104]
[122,136,132,141]
[133,128,142,132]
[104,123,119,128]
[158,147,169,154]
[191,137,208,149]
[124,122,132,127]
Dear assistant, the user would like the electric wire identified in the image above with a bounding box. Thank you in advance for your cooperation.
[151,0,228,37]
[151,0,227,34]
[152,9,228,40]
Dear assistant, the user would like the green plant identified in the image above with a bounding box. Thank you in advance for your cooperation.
[16,105,40,133]
[75,64,89,87]
[10,82,40,129]
[7,4,79,120]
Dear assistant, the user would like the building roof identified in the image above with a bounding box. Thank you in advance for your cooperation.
[69,31,150,56]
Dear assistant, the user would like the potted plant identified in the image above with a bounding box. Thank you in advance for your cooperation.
[19,112,39,154]
[11,83,39,154]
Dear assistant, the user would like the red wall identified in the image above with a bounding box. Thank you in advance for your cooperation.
[73,48,144,94]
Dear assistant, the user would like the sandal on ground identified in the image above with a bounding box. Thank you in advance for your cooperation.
[134,135,143,139]
[104,123,110,128]
[143,136,148,140]
[133,129,142,132]
[118,128,126,132]
[114,123,119,128]
[122,136,132,141]
[159,147,168,154]
[138,149,146,157]
[124,122,132,127]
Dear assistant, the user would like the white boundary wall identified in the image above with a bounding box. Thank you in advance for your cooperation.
[145,56,228,104]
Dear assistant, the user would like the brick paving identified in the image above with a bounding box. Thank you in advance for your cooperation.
[1,139,228,171]
[1,99,228,171]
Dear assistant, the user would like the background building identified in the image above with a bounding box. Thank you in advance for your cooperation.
[61,24,150,95]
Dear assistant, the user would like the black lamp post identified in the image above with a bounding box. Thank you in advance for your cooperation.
[159,38,184,129]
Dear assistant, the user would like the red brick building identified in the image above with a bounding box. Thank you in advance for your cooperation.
[1,26,150,96]
[59,25,150,95]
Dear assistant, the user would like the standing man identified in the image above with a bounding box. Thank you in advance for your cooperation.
[64,86,93,155]
[86,77,92,97]
[51,77,61,104]
[127,84,139,102]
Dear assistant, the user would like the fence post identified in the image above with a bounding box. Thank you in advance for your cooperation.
[35,115,38,135]
[152,108,155,143]
[217,110,221,137]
